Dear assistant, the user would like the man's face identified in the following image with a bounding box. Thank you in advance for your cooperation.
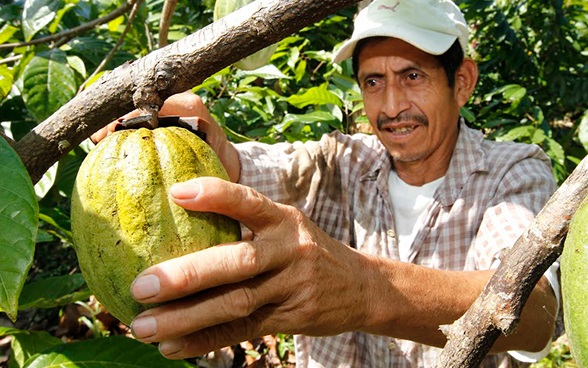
[357,38,462,169]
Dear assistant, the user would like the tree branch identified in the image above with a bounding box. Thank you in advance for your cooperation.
[158,0,178,48]
[436,155,588,367]
[0,0,137,50]
[15,0,360,184]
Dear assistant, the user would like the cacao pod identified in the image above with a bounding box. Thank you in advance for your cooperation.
[213,0,278,70]
[71,126,241,326]
[562,196,588,367]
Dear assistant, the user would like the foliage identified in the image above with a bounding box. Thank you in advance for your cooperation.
[0,0,586,366]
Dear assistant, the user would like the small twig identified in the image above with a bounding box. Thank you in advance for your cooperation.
[158,0,179,48]
[0,55,23,65]
[0,0,137,50]
[78,0,145,93]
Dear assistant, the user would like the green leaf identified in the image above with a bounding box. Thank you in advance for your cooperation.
[495,125,534,142]
[236,64,289,80]
[0,137,38,321]
[22,49,77,122]
[22,0,60,41]
[577,110,588,152]
[0,327,63,368]
[18,274,91,310]
[23,336,196,368]
[0,23,18,44]
[287,85,342,109]
[0,65,13,100]
[34,161,57,199]
[546,137,565,166]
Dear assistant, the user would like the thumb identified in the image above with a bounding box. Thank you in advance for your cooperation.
[170,177,283,232]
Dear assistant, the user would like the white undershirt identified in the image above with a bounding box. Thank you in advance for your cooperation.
[388,170,444,262]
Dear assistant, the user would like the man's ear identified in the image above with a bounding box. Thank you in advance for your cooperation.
[454,58,478,107]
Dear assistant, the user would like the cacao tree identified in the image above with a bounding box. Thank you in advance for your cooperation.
[0,0,586,366]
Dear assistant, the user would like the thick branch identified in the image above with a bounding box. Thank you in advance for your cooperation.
[436,155,588,367]
[15,0,360,184]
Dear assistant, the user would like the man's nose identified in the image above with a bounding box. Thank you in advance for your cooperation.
[381,83,410,118]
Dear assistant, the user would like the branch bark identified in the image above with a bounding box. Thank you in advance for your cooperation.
[436,155,588,367]
[15,0,360,184]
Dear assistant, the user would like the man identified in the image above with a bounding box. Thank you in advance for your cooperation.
[107,0,560,366]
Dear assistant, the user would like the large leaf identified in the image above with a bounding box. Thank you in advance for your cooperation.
[23,335,195,368]
[0,137,38,321]
[22,0,60,41]
[22,49,77,122]
[18,274,91,310]
[0,327,62,368]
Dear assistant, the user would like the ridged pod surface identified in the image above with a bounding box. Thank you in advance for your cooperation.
[71,127,241,325]
[562,196,588,367]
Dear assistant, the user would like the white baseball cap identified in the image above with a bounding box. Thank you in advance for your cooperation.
[333,0,469,63]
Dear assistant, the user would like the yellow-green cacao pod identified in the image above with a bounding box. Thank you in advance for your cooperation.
[562,196,588,367]
[213,0,277,70]
[71,127,241,326]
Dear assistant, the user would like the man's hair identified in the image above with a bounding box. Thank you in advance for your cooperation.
[351,38,464,88]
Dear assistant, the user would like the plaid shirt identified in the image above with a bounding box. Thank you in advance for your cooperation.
[236,121,557,368]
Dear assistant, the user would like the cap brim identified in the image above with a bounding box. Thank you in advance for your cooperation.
[333,23,458,63]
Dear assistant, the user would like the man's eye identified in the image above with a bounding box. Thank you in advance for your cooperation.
[365,79,378,87]
[408,73,420,80]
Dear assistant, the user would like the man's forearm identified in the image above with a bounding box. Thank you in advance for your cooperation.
[357,255,557,353]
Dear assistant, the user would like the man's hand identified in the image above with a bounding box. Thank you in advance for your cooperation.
[128,177,370,359]
[90,91,241,182]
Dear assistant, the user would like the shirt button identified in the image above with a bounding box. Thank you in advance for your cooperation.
[387,229,396,238]
[388,341,396,350]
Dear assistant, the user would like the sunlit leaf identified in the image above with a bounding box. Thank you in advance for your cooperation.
[577,110,588,152]
[0,137,38,321]
[22,0,60,41]
[0,65,13,100]
[287,85,342,109]
[22,49,77,122]
[34,161,57,199]
[0,23,18,44]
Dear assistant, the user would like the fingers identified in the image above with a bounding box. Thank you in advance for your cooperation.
[131,240,276,303]
[157,313,269,359]
[130,178,291,303]
[159,91,216,123]
[131,275,277,344]
[170,177,287,232]
[160,312,276,359]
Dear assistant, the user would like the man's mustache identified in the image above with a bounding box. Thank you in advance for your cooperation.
[377,113,429,130]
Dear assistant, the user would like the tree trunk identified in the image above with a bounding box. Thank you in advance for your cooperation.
[436,155,588,367]
[15,0,360,184]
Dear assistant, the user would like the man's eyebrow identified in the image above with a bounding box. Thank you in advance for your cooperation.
[358,65,425,81]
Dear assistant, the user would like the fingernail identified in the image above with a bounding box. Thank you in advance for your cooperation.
[159,338,184,356]
[131,274,160,300]
[170,181,200,199]
[131,316,158,339]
